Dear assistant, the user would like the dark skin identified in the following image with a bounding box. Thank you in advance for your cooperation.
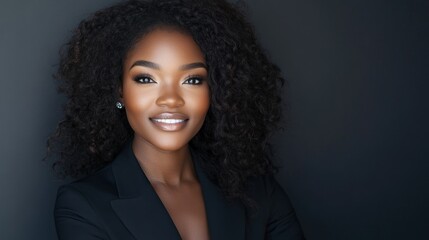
[119,28,211,240]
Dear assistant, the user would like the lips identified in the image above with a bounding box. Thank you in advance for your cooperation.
[149,112,189,131]
[150,112,189,120]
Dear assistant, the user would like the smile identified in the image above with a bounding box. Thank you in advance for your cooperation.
[151,119,186,124]
[150,118,189,131]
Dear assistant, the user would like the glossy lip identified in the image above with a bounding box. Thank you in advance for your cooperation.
[149,112,189,120]
[149,112,189,132]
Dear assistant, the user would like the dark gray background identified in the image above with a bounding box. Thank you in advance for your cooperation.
[1,0,428,239]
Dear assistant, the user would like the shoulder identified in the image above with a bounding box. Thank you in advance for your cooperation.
[246,174,306,239]
[54,163,116,214]
[54,162,116,210]
[245,174,296,213]
[58,162,115,194]
[53,164,117,239]
[55,162,117,206]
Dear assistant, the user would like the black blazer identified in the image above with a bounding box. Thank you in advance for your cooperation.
[54,139,305,239]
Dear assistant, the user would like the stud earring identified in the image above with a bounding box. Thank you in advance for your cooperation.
[116,102,124,109]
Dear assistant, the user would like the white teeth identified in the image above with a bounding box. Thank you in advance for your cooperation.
[152,119,186,124]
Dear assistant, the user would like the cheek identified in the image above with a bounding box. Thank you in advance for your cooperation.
[125,94,147,111]
[122,78,151,107]
[122,85,153,126]
[191,87,210,117]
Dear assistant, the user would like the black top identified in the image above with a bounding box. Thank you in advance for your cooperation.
[54,139,305,239]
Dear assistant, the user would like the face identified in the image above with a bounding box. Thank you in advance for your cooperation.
[121,28,210,152]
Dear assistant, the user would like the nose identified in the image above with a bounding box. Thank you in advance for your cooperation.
[156,85,185,108]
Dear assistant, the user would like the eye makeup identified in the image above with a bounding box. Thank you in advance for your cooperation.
[183,74,205,85]
[133,74,155,84]
[132,74,205,85]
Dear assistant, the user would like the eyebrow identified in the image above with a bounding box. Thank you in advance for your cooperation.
[129,60,207,71]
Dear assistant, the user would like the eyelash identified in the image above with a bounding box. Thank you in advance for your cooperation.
[133,74,204,85]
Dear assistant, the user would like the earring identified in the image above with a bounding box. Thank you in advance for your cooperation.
[116,102,124,109]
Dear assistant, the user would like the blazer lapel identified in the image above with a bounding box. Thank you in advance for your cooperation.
[110,139,181,239]
[191,149,247,240]
[110,139,246,240]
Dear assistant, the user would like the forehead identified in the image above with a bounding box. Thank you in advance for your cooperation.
[124,28,205,67]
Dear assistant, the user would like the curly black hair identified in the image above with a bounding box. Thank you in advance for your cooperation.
[46,0,286,212]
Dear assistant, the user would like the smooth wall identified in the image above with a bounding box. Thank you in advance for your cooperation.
[1,0,427,239]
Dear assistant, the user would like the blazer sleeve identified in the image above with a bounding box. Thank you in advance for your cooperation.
[54,185,110,240]
[265,176,306,240]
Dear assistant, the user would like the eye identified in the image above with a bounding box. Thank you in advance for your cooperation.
[183,75,204,85]
[134,75,156,84]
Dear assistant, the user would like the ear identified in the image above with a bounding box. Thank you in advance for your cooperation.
[118,86,124,102]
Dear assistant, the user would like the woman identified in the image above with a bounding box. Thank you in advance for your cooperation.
[47,0,305,239]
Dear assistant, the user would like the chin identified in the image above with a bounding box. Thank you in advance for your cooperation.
[151,139,189,152]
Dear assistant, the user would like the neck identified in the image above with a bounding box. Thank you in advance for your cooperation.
[131,136,196,186]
